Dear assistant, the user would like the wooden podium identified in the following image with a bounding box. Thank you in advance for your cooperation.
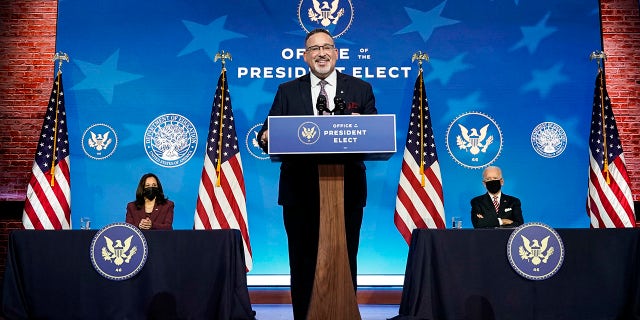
[267,114,396,319]
[307,163,360,319]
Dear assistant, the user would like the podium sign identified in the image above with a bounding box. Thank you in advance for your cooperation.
[267,114,396,157]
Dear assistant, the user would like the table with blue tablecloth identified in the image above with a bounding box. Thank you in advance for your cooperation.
[2,229,255,320]
[393,228,640,320]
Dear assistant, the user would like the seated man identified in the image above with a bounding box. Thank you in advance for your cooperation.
[471,166,523,228]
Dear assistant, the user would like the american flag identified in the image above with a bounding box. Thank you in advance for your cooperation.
[194,69,253,270]
[23,72,71,229]
[587,70,635,228]
[394,70,446,244]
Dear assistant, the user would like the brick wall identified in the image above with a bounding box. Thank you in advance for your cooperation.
[601,0,640,200]
[0,0,57,201]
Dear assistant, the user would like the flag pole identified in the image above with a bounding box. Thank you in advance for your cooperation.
[49,52,69,186]
[213,51,232,187]
[411,51,429,187]
[590,50,610,184]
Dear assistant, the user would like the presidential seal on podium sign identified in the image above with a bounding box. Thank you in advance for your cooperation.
[90,222,148,281]
[507,222,564,280]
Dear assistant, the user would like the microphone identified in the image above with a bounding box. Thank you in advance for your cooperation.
[316,94,328,115]
[333,97,346,115]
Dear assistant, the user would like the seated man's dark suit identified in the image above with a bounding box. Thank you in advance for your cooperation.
[471,193,523,228]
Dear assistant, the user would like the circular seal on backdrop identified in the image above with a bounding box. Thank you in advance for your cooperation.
[245,123,269,160]
[90,223,148,281]
[144,113,198,168]
[531,122,567,158]
[298,0,354,38]
[445,112,503,169]
[81,123,118,160]
[507,222,564,281]
[298,121,321,145]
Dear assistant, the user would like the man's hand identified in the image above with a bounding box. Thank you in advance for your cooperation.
[502,218,513,225]
[260,130,269,144]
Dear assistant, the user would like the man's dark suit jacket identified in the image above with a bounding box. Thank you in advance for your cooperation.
[258,72,377,207]
[470,193,523,228]
[125,200,174,230]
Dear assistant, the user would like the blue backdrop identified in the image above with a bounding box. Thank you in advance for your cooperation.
[56,0,601,278]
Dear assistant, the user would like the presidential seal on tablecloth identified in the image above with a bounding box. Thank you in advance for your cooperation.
[90,222,148,281]
[507,222,564,280]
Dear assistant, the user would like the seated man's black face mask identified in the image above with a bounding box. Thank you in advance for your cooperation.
[485,180,501,194]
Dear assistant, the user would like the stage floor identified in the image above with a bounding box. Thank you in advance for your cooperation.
[252,304,399,320]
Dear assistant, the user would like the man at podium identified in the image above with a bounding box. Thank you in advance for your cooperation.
[257,28,377,320]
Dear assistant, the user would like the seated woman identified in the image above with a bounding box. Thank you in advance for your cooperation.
[126,173,174,230]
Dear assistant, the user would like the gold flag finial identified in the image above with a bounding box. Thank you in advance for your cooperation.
[53,52,69,75]
[214,51,232,70]
[411,51,430,72]
[589,50,606,70]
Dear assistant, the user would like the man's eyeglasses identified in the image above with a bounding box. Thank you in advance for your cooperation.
[306,44,335,53]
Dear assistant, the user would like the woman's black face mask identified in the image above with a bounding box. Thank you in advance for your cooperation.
[143,187,159,200]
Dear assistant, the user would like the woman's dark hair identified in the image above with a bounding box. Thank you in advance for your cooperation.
[134,173,168,209]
